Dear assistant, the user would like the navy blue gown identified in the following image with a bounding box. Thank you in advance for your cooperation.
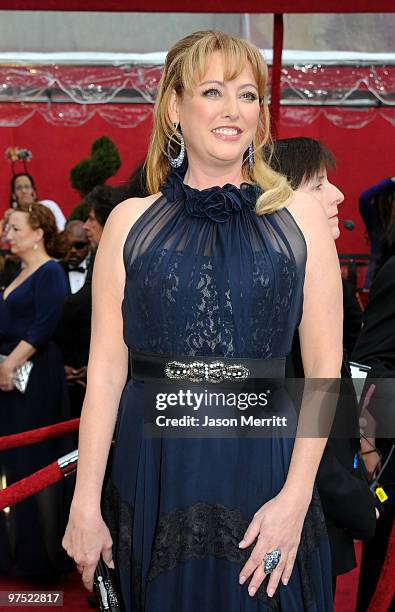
[0,260,72,576]
[103,172,333,611]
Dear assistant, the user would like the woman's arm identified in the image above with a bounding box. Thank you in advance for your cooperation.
[285,191,343,493]
[0,264,69,390]
[62,194,158,591]
[239,193,343,598]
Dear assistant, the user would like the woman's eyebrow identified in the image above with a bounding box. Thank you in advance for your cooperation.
[199,79,258,91]
[199,80,225,87]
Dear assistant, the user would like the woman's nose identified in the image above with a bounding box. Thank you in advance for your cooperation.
[336,188,345,205]
[221,95,239,119]
[330,182,344,205]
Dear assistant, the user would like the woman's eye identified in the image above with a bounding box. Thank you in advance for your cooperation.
[240,91,258,101]
[315,184,323,191]
[203,88,221,97]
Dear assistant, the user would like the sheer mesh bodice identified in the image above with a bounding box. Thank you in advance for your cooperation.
[123,170,306,358]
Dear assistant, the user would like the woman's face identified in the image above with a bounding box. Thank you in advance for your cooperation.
[13,175,36,206]
[84,209,103,247]
[297,169,344,240]
[170,51,261,173]
[7,211,42,256]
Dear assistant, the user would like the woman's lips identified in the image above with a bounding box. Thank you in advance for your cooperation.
[211,126,243,142]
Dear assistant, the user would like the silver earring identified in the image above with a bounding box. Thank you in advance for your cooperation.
[167,123,185,168]
[247,143,255,173]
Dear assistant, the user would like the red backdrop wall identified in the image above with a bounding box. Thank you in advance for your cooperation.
[0,108,393,255]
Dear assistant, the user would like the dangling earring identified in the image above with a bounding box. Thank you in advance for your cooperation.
[167,123,186,169]
[247,143,255,174]
[33,242,38,251]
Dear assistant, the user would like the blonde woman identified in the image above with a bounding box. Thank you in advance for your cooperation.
[63,31,342,611]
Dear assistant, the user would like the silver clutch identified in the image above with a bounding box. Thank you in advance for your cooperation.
[0,354,33,394]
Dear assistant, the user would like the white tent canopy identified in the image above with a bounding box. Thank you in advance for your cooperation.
[0,11,394,54]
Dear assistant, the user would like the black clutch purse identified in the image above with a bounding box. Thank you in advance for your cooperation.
[93,557,124,612]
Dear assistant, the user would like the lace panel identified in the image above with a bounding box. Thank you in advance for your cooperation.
[103,479,327,611]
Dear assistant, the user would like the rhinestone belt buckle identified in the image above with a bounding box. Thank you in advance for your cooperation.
[164,360,249,383]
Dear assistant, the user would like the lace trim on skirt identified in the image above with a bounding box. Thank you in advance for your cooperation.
[103,479,326,611]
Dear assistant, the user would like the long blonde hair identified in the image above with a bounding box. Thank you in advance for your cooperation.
[145,30,292,215]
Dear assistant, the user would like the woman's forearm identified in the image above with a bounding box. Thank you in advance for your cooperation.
[72,376,126,512]
[285,364,341,501]
[4,340,36,368]
[284,438,328,502]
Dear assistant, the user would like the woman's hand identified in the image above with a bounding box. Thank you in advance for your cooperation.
[238,488,310,599]
[62,504,114,592]
[0,361,15,392]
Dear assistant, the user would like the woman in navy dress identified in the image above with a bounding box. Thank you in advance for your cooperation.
[63,32,342,610]
[0,202,71,578]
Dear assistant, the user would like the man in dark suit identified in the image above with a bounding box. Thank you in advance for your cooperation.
[56,221,93,416]
[61,220,91,294]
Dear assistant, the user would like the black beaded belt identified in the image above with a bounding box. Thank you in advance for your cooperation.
[130,350,285,383]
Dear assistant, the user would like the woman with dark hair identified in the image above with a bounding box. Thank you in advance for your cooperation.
[269,137,336,189]
[10,172,66,231]
[10,172,37,208]
[0,202,72,579]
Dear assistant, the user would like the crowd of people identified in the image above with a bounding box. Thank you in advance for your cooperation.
[0,30,394,612]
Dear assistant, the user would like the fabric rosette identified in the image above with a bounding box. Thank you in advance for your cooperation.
[162,171,261,224]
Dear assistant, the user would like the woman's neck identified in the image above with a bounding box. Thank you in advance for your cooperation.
[183,159,245,190]
[21,248,51,271]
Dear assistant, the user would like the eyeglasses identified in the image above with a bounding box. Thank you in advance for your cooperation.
[71,241,89,250]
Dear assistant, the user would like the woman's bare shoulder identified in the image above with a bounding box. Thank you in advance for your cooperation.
[110,193,160,226]
[103,193,161,244]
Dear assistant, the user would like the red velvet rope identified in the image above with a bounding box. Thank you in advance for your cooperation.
[0,461,63,510]
[0,418,80,452]
[368,519,395,611]
[270,14,284,139]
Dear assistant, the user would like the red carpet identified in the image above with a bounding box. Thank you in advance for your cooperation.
[0,543,362,612]
[334,542,362,612]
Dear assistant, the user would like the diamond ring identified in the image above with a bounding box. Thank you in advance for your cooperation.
[263,549,281,574]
